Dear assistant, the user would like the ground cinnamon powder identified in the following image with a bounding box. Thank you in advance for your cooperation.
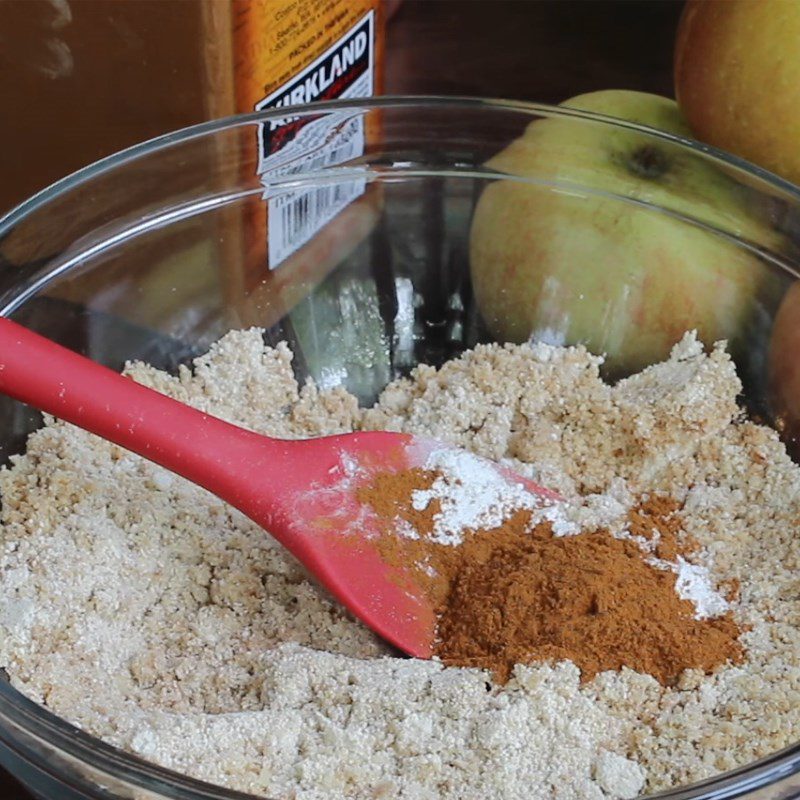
[357,469,744,685]
[628,495,700,562]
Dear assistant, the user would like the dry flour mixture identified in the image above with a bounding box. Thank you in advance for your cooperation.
[2,329,800,800]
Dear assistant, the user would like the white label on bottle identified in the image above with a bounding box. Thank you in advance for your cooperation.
[256,11,374,269]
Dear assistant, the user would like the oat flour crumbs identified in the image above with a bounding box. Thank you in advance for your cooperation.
[2,330,800,800]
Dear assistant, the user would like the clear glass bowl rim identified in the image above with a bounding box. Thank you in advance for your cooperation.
[0,95,799,800]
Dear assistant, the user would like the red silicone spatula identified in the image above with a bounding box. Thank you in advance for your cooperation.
[0,317,557,657]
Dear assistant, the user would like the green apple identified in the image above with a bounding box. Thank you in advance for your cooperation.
[469,89,781,374]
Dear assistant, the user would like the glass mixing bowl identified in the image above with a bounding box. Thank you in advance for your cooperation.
[1,97,800,800]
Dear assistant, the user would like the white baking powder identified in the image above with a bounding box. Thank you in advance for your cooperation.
[411,448,546,545]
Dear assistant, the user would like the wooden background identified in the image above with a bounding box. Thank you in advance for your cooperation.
[1,0,682,796]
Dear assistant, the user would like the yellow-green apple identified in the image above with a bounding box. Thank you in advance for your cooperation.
[469,89,781,374]
[675,0,800,186]
[769,280,800,448]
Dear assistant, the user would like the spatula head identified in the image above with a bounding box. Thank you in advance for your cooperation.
[265,432,558,658]
[0,317,557,659]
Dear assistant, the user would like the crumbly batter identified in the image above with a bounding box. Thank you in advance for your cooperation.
[1,330,799,800]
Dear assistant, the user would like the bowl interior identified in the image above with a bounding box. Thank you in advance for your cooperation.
[2,98,800,800]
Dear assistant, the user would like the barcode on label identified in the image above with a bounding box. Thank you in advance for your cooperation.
[268,174,366,267]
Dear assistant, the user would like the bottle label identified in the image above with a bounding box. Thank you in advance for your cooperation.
[257,11,374,268]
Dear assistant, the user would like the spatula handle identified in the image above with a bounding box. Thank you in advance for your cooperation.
[0,317,282,501]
